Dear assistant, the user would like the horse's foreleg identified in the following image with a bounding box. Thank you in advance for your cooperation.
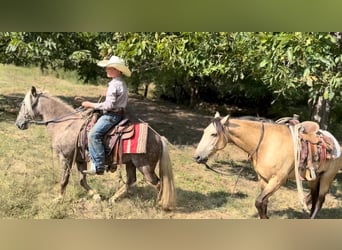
[56,157,72,202]
[60,169,70,195]
[77,161,91,191]
[76,161,101,202]
[255,176,282,219]
[255,196,268,219]
[109,163,137,204]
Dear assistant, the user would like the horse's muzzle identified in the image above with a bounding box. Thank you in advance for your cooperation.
[194,155,208,164]
[15,119,29,130]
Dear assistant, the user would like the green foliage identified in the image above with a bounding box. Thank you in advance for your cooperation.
[1,32,342,126]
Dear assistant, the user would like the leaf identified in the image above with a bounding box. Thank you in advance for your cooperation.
[286,48,293,63]
[306,78,313,87]
[303,68,310,78]
[329,92,335,100]
[259,59,268,68]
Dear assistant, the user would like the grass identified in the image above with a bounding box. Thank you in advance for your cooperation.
[0,64,341,219]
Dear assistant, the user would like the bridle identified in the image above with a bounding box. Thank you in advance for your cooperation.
[21,93,85,126]
[203,118,231,175]
[204,117,265,175]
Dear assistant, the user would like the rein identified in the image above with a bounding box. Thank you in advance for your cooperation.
[30,106,85,125]
[204,162,243,176]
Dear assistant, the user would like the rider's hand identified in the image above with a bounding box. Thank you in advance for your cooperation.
[81,101,94,109]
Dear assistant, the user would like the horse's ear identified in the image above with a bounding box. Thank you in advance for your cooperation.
[221,115,230,125]
[31,86,37,97]
[214,111,220,118]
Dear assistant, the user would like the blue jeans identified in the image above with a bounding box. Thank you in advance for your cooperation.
[88,113,122,171]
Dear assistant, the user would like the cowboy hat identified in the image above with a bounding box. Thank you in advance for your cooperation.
[97,56,131,77]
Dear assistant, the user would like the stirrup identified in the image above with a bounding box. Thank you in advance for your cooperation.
[305,166,316,181]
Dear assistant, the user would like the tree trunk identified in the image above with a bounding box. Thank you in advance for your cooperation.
[310,95,330,130]
[144,83,149,98]
[190,86,198,108]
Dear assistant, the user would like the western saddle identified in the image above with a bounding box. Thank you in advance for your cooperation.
[78,111,135,172]
[277,116,338,181]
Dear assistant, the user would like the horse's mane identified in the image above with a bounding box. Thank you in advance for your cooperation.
[24,88,75,116]
[45,94,75,112]
[212,117,226,138]
[238,116,275,123]
[23,90,36,117]
[211,115,274,138]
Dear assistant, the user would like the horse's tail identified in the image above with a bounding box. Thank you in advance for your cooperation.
[158,136,176,210]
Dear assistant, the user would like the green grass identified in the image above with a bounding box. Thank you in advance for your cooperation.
[0,64,341,219]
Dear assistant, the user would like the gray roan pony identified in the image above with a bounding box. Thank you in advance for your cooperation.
[15,86,176,210]
[194,112,342,219]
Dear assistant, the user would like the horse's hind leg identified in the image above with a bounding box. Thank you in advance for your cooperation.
[310,172,335,219]
[136,164,162,204]
[109,162,137,204]
[137,164,160,190]
[307,179,319,218]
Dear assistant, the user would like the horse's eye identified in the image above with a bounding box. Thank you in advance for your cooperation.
[211,133,218,137]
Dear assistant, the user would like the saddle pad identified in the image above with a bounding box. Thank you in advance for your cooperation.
[122,123,148,154]
[319,129,341,159]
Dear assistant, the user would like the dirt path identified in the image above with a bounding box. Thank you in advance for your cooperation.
[125,94,212,146]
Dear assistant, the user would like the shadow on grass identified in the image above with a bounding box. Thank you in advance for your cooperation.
[1,92,211,146]
[0,93,25,118]
[210,159,342,196]
[175,188,248,214]
[107,184,248,214]
[269,206,342,219]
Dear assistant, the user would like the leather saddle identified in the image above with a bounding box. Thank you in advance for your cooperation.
[78,112,135,171]
[299,125,337,180]
[277,117,338,180]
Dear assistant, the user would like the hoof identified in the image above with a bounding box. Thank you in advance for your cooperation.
[87,190,101,203]
[109,197,116,206]
[93,194,102,203]
[88,190,97,196]
[106,165,117,173]
[77,197,87,202]
[53,195,64,203]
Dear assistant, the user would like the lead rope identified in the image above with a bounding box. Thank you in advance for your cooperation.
[290,124,310,213]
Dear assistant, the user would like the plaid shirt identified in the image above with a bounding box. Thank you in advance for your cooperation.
[94,76,128,111]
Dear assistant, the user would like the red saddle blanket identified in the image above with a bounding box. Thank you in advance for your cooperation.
[122,123,148,154]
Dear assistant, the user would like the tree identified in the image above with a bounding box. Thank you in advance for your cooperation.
[2,32,342,129]
[251,32,342,129]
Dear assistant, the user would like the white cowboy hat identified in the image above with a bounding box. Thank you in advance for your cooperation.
[97,56,131,77]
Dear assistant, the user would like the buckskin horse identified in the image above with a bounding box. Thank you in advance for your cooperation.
[194,112,342,219]
[15,86,176,210]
